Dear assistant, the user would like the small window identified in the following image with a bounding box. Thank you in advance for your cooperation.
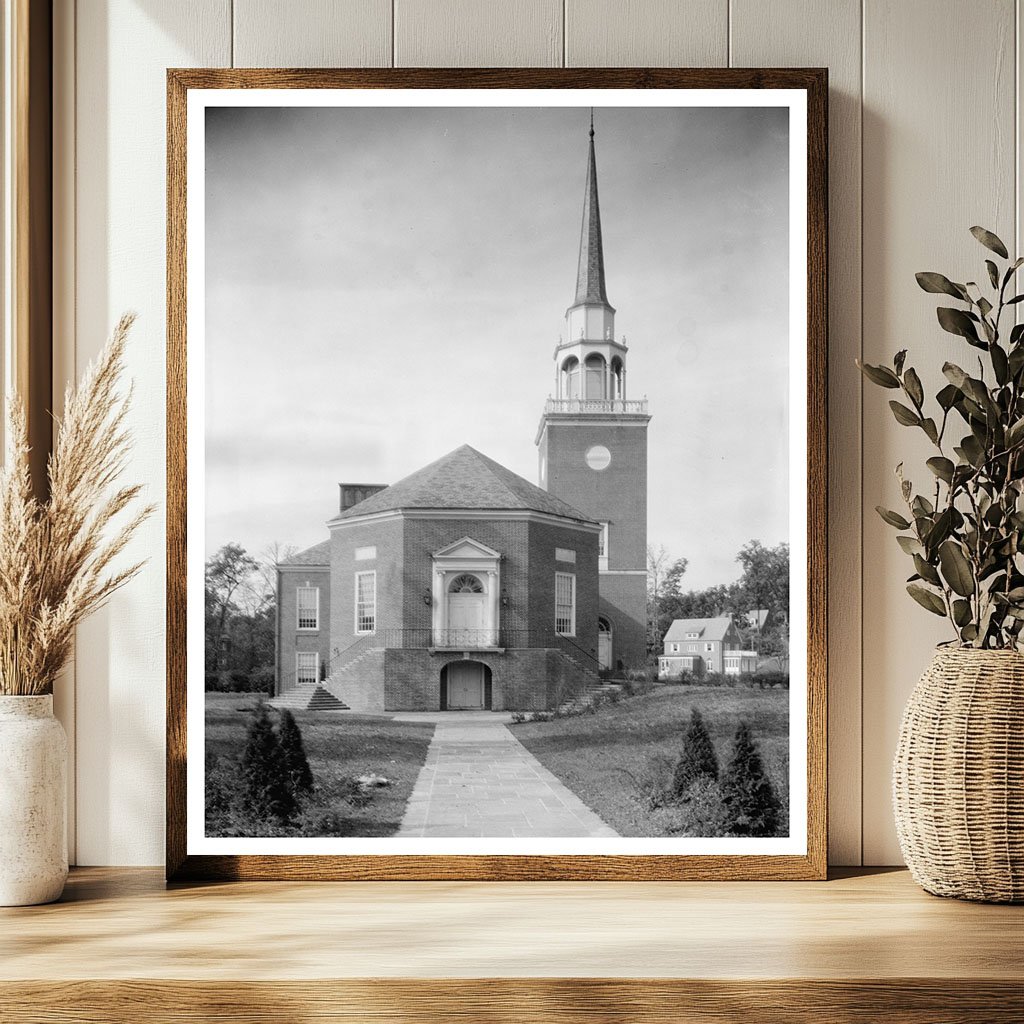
[706,643,714,652]
[671,643,680,653]
[687,631,699,639]
[555,547,576,564]
[555,572,576,636]
[688,644,697,652]
[355,571,376,633]
[296,586,319,631]
[354,545,377,561]
[296,652,318,686]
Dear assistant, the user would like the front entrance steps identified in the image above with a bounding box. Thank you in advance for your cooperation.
[557,679,624,715]
[269,683,350,711]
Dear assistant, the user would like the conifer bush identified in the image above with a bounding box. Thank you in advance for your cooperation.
[720,721,782,836]
[278,708,314,795]
[671,708,719,799]
[240,702,296,824]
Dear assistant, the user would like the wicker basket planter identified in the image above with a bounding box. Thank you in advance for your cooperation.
[893,648,1024,902]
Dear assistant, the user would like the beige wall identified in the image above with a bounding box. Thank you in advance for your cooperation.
[53,0,1023,865]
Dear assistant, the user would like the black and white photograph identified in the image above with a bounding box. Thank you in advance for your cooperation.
[185,87,811,860]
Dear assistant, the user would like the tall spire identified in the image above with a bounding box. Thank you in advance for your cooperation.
[572,111,613,311]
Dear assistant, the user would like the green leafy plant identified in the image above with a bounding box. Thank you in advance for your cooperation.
[859,226,1024,648]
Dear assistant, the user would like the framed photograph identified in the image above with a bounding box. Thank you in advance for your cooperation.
[167,68,827,881]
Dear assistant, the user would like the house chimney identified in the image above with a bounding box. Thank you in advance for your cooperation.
[338,483,388,512]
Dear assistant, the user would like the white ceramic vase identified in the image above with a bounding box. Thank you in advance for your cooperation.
[0,695,68,906]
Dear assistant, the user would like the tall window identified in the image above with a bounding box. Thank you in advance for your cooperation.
[555,573,576,636]
[598,522,609,570]
[296,652,318,686]
[296,586,319,630]
[355,571,376,633]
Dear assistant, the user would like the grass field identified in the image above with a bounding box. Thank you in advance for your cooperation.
[512,684,789,837]
[205,693,434,837]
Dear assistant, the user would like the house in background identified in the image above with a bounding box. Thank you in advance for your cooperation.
[658,616,758,679]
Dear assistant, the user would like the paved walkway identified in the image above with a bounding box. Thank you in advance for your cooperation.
[397,714,618,838]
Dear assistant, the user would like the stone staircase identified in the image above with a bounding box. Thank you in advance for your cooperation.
[269,683,350,712]
[557,678,624,715]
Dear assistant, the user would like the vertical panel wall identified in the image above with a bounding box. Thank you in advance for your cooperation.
[861,0,1017,864]
[56,0,1023,864]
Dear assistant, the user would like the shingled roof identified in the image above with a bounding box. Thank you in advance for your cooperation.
[278,539,330,566]
[663,617,736,643]
[332,445,595,524]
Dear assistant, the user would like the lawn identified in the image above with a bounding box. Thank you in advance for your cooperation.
[204,693,434,837]
[512,684,789,837]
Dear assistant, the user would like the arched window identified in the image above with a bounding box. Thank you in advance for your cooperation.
[448,573,484,593]
[610,357,624,399]
[584,354,606,399]
[561,356,580,399]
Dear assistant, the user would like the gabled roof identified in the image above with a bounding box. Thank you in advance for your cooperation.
[571,118,614,313]
[332,445,595,525]
[278,539,330,567]
[664,616,736,643]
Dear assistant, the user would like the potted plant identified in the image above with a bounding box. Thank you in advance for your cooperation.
[0,315,151,906]
[859,227,1024,902]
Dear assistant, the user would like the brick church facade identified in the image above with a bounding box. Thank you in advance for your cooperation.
[274,119,651,712]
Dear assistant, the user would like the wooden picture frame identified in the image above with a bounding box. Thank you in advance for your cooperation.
[167,68,827,882]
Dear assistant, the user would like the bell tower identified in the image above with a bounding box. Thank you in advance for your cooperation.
[536,114,651,670]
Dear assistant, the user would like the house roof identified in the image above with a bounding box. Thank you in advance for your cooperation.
[278,539,330,567]
[664,616,736,643]
[332,445,596,525]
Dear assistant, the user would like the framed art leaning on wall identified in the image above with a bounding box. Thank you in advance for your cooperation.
[166,68,828,881]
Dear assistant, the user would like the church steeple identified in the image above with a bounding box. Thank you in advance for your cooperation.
[572,112,613,311]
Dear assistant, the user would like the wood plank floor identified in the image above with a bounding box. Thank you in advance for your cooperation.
[1,867,1021,1022]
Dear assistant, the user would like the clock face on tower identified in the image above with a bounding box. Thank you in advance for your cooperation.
[584,445,612,471]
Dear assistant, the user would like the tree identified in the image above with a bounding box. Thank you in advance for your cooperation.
[720,721,782,837]
[205,544,259,672]
[277,709,314,795]
[671,708,719,799]
[240,703,296,824]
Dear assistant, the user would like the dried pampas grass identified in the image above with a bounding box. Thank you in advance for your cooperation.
[0,313,153,696]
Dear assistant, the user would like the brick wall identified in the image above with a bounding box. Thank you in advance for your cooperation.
[598,572,648,670]
[276,564,331,694]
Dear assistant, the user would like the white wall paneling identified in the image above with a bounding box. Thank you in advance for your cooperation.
[69,0,232,866]
[394,0,562,67]
[565,0,728,67]
[233,0,392,68]
[730,0,863,866]
[861,0,1017,864]
[55,0,1024,865]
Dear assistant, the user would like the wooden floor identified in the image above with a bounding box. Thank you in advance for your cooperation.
[1,867,1021,1022]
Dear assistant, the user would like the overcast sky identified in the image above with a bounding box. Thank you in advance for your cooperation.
[204,104,790,591]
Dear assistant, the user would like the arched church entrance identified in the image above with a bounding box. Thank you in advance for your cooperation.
[598,616,613,671]
[440,661,493,711]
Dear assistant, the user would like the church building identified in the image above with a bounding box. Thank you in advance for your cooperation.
[273,119,651,713]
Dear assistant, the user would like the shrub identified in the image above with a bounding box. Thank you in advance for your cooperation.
[251,665,276,694]
[721,721,782,837]
[205,672,223,692]
[227,669,251,692]
[509,711,527,724]
[240,702,296,824]
[277,709,314,795]
[671,708,719,799]
[655,776,730,837]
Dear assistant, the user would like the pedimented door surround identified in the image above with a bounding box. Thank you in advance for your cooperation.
[431,538,501,648]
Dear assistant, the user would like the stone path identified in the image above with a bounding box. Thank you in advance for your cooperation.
[396,713,618,838]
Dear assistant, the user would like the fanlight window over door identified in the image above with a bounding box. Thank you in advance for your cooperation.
[448,573,485,593]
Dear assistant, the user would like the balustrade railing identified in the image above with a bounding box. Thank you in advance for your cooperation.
[543,398,648,415]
